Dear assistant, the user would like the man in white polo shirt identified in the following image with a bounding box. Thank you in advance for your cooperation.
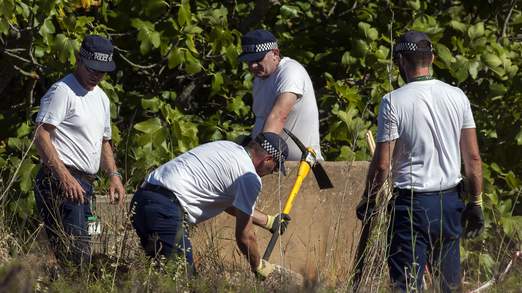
[357,31,484,292]
[238,29,322,161]
[34,35,125,266]
[131,132,290,277]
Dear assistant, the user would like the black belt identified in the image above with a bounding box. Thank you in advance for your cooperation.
[42,164,97,183]
[140,182,177,200]
[394,185,460,197]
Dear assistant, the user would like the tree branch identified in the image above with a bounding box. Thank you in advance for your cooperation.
[115,50,159,70]
[501,0,515,38]
[2,49,43,67]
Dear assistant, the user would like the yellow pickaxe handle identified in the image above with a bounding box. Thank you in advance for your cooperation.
[282,159,311,214]
[263,156,313,260]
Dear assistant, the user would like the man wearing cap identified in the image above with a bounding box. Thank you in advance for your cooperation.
[356,31,483,291]
[34,35,125,265]
[239,29,322,161]
[130,132,290,277]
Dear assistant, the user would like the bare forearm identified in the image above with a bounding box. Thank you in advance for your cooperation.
[34,124,69,178]
[100,140,118,174]
[263,92,297,134]
[363,141,394,199]
[465,159,483,197]
[460,128,483,198]
[236,231,261,270]
[364,160,389,199]
[263,112,286,134]
[226,208,268,227]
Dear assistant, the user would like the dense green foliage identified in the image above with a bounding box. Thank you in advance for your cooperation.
[0,0,521,285]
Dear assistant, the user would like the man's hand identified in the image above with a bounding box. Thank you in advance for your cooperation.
[263,213,291,234]
[58,171,86,203]
[462,203,484,238]
[108,173,126,207]
[255,259,276,279]
[356,197,375,221]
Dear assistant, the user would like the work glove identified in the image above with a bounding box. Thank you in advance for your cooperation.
[255,259,276,279]
[461,203,484,238]
[356,197,375,221]
[263,213,291,234]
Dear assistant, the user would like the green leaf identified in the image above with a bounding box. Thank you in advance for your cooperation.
[16,122,31,137]
[468,22,485,39]
[478,253,494,277]
[7,137,22,151]
[448,20,467,33]
[0,18,9,35]
[38,17,55,37]
[488,83,507,97]
[131,18,160,55]
[490,162,504,175]
[468,61,480,79]
[482,53,502,68]
[406,0,421,10]
[450,55,469,82]
[341,51,357,65]
[357,22,378,40]
[211,73,224,95]
[19,160,36,193]
[184,52,202,74]
[352,39,369,57]
[168,47,185,69]
[280,5,300,18]
[141,97,163,112]
[34,45,45,58]
[185,35,198,54]
[434,43,454,65]
[183,25,203,35]
[134,118,163,134]
[53,34,79,64]
[374,46,389,60]
[515,130,522,146]
[501,216,522,237]
[0,0,15,17]
[504,172,520,189]
[227,96,249,117]
[177,0,191,26]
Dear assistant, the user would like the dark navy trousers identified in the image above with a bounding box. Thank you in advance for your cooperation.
[34,168,93,265]
[130,187,194,275]
[388,190,465,292]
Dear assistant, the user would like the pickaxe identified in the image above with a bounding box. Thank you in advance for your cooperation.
[262,128,334,261]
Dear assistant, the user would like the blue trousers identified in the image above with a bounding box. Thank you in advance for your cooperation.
[34,168,93,265]
[130,187,195,275]
[388,190,464,292]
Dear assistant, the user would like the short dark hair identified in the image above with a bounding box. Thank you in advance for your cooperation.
[246,139,268,156]
[396,40,433,68]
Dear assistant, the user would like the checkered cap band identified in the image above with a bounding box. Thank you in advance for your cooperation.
[394,42,433,53]
[242,42,278,53]
[260,139,284,165]
[80,47,113,62]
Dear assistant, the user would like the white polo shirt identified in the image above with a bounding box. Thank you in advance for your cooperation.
[36,74,112,174]
[252,57,322,160]
[376,79,476,191]
[145,141,262,224]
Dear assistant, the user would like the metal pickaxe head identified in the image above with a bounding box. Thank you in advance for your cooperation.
[283,129,334,189]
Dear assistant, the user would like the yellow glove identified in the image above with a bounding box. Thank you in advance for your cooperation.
[256,259,275,279]
[262,214,291,234]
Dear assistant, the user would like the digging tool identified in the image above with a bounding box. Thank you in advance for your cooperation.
[353,131,432,291]
[352,130,377,291]
[262,128,333,261]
